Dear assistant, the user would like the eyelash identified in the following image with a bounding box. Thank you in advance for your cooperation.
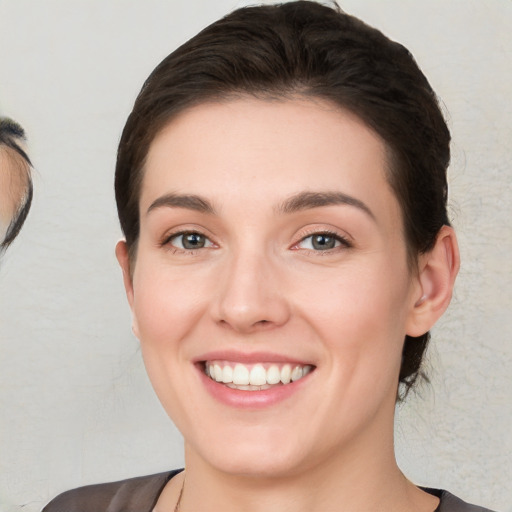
[161,229,352,255]
[293,230,352,254]
[161,230,215,254]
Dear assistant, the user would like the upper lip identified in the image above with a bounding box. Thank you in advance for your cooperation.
[193,350,315,366]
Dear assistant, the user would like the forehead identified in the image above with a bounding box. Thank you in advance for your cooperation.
[141,97,400,226]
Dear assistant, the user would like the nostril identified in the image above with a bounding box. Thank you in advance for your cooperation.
[254,319,272,328]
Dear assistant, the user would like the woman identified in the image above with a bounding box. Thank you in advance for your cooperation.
[44,2,495,511]
[0,117,33,252]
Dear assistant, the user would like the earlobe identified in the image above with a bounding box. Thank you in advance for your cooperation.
[115,240,140,338]
[115,240,133,304]
[406,226,460,337]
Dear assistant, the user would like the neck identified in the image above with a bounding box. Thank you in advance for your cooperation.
[183,454,406,512]
[171,418,435,512]
[155,393,439,512]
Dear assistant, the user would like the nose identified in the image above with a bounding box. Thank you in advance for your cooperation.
[212,249,291,334]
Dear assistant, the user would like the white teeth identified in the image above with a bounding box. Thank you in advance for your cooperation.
[205,361,313,389]
[291,366,303,382]
[233,364,250,385]
[249,364,267,386]
[233,384,252,391]
[280,364,291,384]
[226,383,273,391]
[266,365,281,385]
[222,365,233,383]
[214,364,223,382]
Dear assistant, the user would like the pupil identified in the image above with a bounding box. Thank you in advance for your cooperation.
[183,233,205,249]
[312,234,335,250]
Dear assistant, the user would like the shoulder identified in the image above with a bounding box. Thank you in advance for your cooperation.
[42,470,181,512]
[424,488,498,512]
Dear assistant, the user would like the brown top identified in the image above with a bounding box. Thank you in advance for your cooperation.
[42,469,497,512]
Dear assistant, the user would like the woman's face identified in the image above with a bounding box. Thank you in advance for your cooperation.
[119,97,423,477]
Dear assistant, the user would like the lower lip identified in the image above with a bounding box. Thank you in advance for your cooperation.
[197,365,312,409]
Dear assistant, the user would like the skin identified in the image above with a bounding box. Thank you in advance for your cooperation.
[0,145,29,243]
[117,97,459,512]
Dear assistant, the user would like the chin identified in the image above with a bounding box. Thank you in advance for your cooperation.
[204,450,307,479]
[187,424,315,478]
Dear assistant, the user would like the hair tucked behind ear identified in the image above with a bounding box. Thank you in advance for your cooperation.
[115,1,451,398]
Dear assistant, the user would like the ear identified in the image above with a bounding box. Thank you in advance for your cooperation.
[406,226,460,337]
[115,240,139,338]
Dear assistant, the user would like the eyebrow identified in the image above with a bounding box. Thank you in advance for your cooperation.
[146,190,374,220]
[277,191,375,220]
[147,193,216,215]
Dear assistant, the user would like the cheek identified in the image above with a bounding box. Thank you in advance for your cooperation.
[130,262,208,411]
[297,268,410,433]
[132,261,210,344]
[295,259,411,371]
[0,220,8,242]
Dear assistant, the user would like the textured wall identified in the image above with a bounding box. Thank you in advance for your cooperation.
[0,1,510,511]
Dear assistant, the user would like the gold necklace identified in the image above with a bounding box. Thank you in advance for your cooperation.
[173,473,185,512]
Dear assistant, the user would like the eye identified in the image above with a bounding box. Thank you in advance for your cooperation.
[167,231,214,250]
[296,232,349,251]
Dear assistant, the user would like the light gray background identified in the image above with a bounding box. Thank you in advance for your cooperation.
[1,1,510,511]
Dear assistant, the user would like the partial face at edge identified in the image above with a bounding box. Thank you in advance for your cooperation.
[0,146,30,243]
[117,97,442,477]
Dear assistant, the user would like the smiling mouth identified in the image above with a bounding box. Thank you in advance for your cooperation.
[203,361,315,391]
